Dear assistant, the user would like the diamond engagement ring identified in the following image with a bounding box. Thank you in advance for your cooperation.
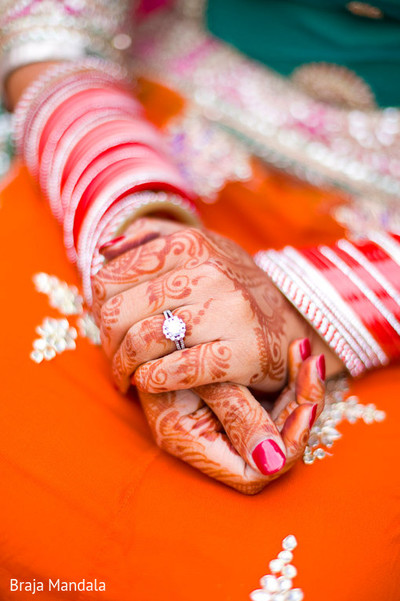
[162,310,186,350]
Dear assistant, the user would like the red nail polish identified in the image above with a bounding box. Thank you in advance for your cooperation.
[299,338,311,361]
[309,404,318,429]
[316,354,326,381]
[99,236,125,253]
[252,439,286,475]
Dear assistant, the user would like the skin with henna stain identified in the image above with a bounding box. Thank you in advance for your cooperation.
[92,221,311,394]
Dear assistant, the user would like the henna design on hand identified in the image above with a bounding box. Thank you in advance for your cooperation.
[135,341,232,392]
[138,341,325,494]
[93,225,292,390]
[92,217,326,492]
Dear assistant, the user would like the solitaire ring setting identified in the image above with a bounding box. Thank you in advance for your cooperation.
[162,310,186,350]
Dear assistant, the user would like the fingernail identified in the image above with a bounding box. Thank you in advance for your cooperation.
[309,403,318,429]
[299,337,311,361]
[252,439,286,475]
[316,354,325,381]
[99,236,125,253]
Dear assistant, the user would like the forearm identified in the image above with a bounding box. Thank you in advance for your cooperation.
[5,61,59,110]
[1,2,201,306]
[7,58,198,304]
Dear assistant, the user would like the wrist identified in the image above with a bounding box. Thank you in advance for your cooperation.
[5,61,60,110]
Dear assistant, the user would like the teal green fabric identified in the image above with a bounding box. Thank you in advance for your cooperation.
[206,0,400,107]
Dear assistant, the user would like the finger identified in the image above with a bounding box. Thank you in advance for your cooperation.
[270,337,311,422]
[288,337,311,382]
[273,353,325,429]
[139,388,272,494]
[99,217,187,262]
[134,341,238,393]
[99,232,160,262]
[193,383,287,476]
[281,403,318,467]
[296,354,325,408]
[112,301,225,392]
[279,350,326,466]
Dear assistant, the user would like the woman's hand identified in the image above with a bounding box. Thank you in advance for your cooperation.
[138,339,325,494]
[92,218,310,395]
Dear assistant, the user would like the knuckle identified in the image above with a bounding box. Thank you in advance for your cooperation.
[91,273,105,304]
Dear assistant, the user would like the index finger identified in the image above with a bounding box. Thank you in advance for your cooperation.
[138,387,270,495]
[195,382,287,476]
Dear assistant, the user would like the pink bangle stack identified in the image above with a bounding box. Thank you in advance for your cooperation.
[14,59,198,303]
[255,232,400,376]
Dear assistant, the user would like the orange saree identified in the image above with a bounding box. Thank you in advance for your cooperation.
[0,76,400,600]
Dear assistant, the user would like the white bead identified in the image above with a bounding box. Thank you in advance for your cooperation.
[307,433,319,447]
[44,347,56,361]
[55,338,67,353]
[282,535,297,551]
[287,588,304,601]
[374,410,386,422]
[249,589,271,601]
[260,575,278,593]
[322,427,341,441]
[112,33,132,50]
[277,576,292,592]
[33,338,47,351]
[30,350,43,364]
[282,564,297,579]
[269,559,284,573]
[66,339,77,351]
[274,593,287,601]
[278,550,293,564]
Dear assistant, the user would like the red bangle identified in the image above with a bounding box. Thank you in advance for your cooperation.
[24,73,129,176]
[16,62,198,305]
[38,87,141,192]
[73,157,192,269]
[62,143,159,256]
[64,146,169,258]
[303,246,400,361]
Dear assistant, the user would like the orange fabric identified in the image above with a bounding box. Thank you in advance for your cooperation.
[0,84,400,601]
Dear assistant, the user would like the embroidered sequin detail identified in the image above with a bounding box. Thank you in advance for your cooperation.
[250,535,304,601]
[291,63,376,110]
[334,198,400,238]
[133,11,400,206]
[31,272,100,362]
[0,0,132,66]
[303,377,386,464]
[166,109,251,201]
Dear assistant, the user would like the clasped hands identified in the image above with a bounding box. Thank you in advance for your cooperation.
[92,218,326,494]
